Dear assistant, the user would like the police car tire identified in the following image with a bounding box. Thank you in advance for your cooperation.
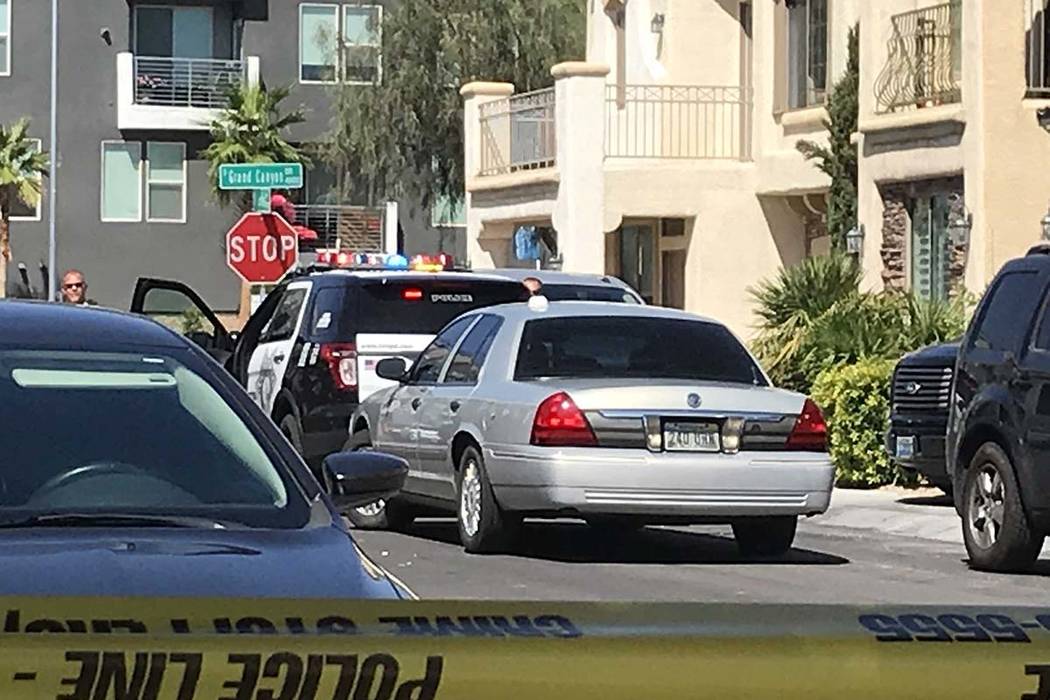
[457,445,519,554]
[279,415,306,456]
[344,430,415,532]
[732,516,797,558]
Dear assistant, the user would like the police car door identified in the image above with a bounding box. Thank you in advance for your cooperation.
[246,281,312,416]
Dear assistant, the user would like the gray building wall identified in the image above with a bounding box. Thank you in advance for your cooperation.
[1,0,464,312]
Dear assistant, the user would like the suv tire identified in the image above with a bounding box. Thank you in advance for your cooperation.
[732,516,798,558]
[456,444,519,553]
[279,414,306,455]
[343,429,415,531]
[962,442,1044,572]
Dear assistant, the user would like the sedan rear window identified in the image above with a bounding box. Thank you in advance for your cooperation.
[514,316,766,385]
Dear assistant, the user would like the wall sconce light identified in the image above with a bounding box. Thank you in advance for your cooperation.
[1038,107,1050,132]
[651,13,666,33]
[949,211,973,246]
[845,224,865,256]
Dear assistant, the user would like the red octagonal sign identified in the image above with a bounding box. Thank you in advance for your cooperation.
[225,212,300,284]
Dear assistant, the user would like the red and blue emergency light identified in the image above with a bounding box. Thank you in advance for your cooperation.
[314,251,455,272]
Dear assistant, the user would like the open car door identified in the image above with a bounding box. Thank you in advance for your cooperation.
[130,278,236,368]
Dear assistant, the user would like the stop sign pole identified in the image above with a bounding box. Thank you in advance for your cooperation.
[225,212,301,284]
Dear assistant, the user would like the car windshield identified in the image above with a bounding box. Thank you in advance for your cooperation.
[0,350,308,528]
[538,284,641,303]
[514,316,766,385]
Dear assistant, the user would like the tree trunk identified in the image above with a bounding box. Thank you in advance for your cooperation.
[0,192,10,300]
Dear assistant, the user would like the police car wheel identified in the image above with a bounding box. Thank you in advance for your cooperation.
[732,516,797,558]
[456,445,520,554]
[344,429,415,531]
[279,415,305,455]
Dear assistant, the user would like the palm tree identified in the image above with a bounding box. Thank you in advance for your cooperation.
[0,119,49,299]
[200,83,309,208]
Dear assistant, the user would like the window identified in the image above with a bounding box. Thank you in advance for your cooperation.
[431,193,465,227]
[10,138,41,221]
[343,5,382,84]
[411,316,476,384]
[299,4,382,84]
[355,280,526,335]
[0,0,9,76]
[134,5,214,59]
[515,317,765,385]
[101,142,143,222]
[1027,0,1050,96]
[260,288,309,344]
[972,272,1041,353]
[787,0,828,109]
[910,193,952,301]
[1033,291,1050,352]
[445,316,503,385]
[146,142,186,223]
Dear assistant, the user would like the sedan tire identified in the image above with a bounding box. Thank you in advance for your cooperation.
[962,442,1044,572]
[343,429,415,532]
[732,516,797,558]
[456,445,520,553]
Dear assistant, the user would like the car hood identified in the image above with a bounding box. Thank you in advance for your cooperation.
[0,526,403,598]
[900,341,961,367]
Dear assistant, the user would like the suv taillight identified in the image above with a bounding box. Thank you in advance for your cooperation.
[319,343,358,391]
[530,392,598,447]
[785,398,827,452]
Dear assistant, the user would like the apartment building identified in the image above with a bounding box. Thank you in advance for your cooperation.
[461,0,860,338]
[857,0,1050,299]
[0,0,463,313]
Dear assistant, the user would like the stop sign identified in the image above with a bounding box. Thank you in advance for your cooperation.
[225,212,300,283]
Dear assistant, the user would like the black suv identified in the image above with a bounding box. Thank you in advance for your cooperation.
[886,342,960,494]
[948,246,1050,571]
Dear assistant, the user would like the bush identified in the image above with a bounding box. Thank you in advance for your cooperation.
[811,358,915,488]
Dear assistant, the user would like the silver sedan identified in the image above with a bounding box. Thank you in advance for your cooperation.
[347,300,835,555]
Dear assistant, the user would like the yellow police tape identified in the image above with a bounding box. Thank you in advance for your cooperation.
[0,598,1048,699]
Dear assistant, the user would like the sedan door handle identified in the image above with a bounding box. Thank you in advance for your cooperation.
[449,400,461,413]
[411,397,422,411]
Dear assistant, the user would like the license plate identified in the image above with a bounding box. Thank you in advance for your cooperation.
[896,436,916,459]
[664,422,721,452]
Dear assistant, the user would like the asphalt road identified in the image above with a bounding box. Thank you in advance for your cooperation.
[353,510,1050,604]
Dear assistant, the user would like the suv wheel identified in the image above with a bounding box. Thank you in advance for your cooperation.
[456,445,519,553]
[962,443,1044,572]
[732,516,798,558]
[343,429,414,531]
[279,415,305,455]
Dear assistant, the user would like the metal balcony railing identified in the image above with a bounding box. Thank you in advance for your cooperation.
[605,85,752,160]
[1026,0,1050,97]
[133,56,245,109]
[479,88,556,177]
[874,1,962,113]
[290,205,385,252]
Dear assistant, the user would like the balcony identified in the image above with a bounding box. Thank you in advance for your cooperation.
[116,53,260,131]
[874,1,962,114]
[479,88,557,176]
[293,205,386,252]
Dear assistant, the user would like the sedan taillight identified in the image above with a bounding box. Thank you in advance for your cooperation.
[785,398,828,452]
[319,343,358,391]
[531,392,598,447]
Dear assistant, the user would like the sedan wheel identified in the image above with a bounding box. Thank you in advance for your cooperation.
[343,429,414,531]
[459,461,483,538]
[456,444,519,553]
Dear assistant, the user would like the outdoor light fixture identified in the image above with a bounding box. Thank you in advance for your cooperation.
[948,211,973,246]
[651,13,665,33]
[1042,205,1050,241]
[845,225,865,256]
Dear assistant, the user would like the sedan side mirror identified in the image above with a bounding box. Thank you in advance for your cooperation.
[322,451,408,509]
[376,357,409,382]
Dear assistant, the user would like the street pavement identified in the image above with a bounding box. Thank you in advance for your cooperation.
[353,488,1050,603]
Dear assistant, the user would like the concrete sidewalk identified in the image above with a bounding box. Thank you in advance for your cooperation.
[808,487,963,543]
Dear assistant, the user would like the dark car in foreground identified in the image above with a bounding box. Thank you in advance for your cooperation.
[886,342,960,495]
[948,246,1050,571]
[0,301,411,597]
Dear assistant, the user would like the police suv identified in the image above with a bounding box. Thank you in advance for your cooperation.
[131,254,532,470]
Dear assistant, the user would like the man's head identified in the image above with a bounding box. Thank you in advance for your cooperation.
[60,269,87,304]
[522,277,543,296]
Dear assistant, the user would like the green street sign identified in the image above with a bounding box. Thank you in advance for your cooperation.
[219,163,304,191]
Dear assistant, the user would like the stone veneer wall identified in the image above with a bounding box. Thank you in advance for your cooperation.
[879,176,967,296]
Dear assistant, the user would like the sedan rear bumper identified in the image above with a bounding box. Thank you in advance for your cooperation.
[484,445,835,518]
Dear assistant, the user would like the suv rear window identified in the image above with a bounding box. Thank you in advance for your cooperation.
[515,316,765,385]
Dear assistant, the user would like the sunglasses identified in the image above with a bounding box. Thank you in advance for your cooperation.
[62,282,85,290]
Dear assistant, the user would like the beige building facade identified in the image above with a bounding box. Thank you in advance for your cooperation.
[857,0,1050,300]
[462,0,860,338]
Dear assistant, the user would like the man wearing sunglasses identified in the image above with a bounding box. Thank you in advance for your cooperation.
[59,270,95,306]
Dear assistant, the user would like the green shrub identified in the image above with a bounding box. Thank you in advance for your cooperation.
[811,358,914,488]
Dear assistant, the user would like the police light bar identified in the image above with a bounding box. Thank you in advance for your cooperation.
[314,250,455,272]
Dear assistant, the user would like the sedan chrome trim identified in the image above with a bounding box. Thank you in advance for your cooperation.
[598,409,789,421]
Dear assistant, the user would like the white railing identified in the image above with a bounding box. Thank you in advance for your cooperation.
[479,88,557,176]
[605,85,752,160]
[133,56,245,109]
[289,205,385,252]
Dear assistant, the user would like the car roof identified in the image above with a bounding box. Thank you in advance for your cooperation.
[480,300,721,325]
[305,269,516,284]
[481,268,634,288]
[0,301,185,351]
